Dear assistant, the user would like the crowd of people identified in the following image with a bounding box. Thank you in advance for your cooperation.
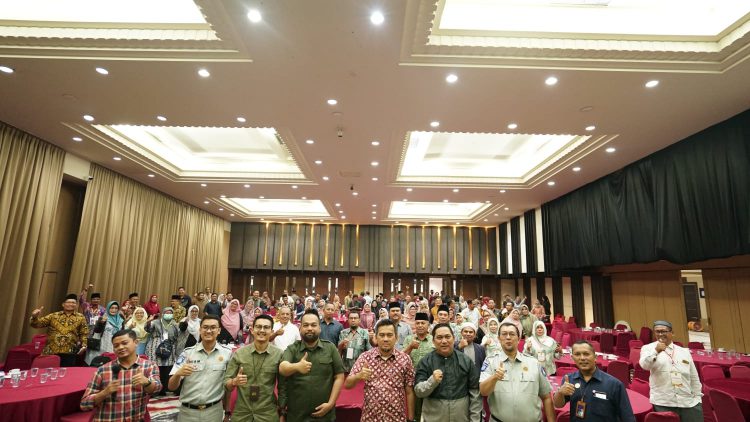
[26,285,703,421]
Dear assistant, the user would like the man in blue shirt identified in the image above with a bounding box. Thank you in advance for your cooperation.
[553,340,635,421]
[319,302,343,344]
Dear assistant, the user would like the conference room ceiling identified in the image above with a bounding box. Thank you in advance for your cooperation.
[1,0,750,225]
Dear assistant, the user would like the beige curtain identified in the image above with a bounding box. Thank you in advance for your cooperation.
[0,123,65,358]
[68,164,225,307]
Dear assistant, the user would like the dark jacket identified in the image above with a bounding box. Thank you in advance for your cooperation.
[454,340,486,374]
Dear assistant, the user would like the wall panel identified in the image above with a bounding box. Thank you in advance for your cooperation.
[703,268,750,352]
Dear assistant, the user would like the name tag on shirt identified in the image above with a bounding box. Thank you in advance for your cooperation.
[537,352,546,362]
[671,371,684,387]
[162,331,169,341]
[346,348,354,359]
[594,392,608,400]
[90,316,98,325]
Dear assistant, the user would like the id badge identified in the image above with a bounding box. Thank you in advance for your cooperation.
[162,331,169,341]
[670,371,683,387]
[249,385,260,401]
[575,400,587,418]
[537,352,546,362]
[346,348,354,359]
[90,316,98,325]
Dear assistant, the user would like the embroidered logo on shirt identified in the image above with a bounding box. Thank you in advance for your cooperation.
[481,361,489,371]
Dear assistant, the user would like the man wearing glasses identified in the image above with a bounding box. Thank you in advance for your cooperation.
[169,314,233,421]
[225,314,287,421]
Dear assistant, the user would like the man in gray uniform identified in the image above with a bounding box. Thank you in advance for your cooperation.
[169,314,233,421]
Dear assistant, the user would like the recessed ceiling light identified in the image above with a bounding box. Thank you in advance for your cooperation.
[443,199,449,203]
[327,99,338,105]
[402,199,408,202]
[424,222,429,224]
[314,160,322,165]
[230,214,235,217]
[72,136,82,142]
[113,157,121,161]
[157,115,167,122]
[0,65,14,74]
[302,196,307,200]
[430,121,440,128]
[580,106,594,112]
[306,139,315,144]
[494,213,499,216]
[572,166,581,172]
[95,67,108,75]
[197,68,210,78]
[503,207,509,211]
[370,161,379,166]
[372,204,377,207]
[484,219,488,222]
[545,76,558,86]
[370,11,385,25]
[605,147,617,153]
[452,188,459,193]
[237,117,246,123]
[645,80,660,88]
[341,216,346,219]
[244,184,250,188]
[446,74,458,83]
[259,196,265,199]
[83,115,95,122]
[547,181,556,186]
[585,125,596,131]
[146,174,155,179]
[203,201,209,204]
[319,219,324,222]
[455,222,460,225]
[220,194,226,198]
[499,189,506,193]
[406,188,413,192]
[335,203,341,207]
[322,176,330,181]
[395,221,400,224]
[260,218,265,221]
[352,192,359,196]
[247,9,262,23]
[485,200,490,203]
[507,123,518,130]
[372,216,377,220]
[371,177,379,181]
[200,183,207,187]
[218,208,224,211]
[371,211,377,214]
[291,185,298,189]
[371,140,380,146]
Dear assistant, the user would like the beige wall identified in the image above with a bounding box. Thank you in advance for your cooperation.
[611,270,688,343]
[702,268,750,352]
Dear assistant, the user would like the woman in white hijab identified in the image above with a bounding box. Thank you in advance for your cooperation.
[176,305,200,356]
[523,320,562,376]
[481,317,502,357]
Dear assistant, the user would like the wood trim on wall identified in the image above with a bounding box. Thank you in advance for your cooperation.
[702,268,750,352]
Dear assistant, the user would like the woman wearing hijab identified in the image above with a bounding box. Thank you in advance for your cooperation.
[519,304,538,338]
[145,307,179,394]
[501,309,524,340]
[85,301,124,364]
[218,299,244,345]
[359,302,375,330]
[143,294,160,318]
[373,307,388,330]
[523,320,562,376]
[240,299,255,323]
[126,306,151,355]
[176,305,200,357]
[402,302,418,330]
[481,317,502,357]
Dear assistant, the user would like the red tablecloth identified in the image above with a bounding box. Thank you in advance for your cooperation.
[0,367,96,421]
[555,354,632,372]
[704,378,750,420]
[335,381,363,422]
[690,349,750,373]
[549,376,652,422]
[568,328,602,343]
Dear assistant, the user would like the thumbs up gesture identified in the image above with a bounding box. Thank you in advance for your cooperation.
[177,361,195,377]
[494,362,506,381]
[655,338,667,353]
[233,367,248,387]
[132,368,149,387]
[433,369,443,383]
[458,338,468,349]
[559,375,576,396]
[32,306,44,317]
[297,352,313,374]
[359,363,373,381]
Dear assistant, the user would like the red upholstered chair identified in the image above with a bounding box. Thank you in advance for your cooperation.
[556,366,578,378]
[32,354,61,368]
[589,322,599,328]
[567,316,576,325]
[628,340,643,350]
[556,410,570,422]
[644,411,680,421]
[701,364,725,381]
[599,332,614,354]
[565,322,577,332]
[709,389,745,422]
[629,378,650,398]
[32,334,48,345]
[615,323,628,330]
[673,341,683,347]
[101,352,117,361]
[0,347,32,371]
[59,411,94,422]
[554,330,564,344]
[702,393,716,422]
[687,341,704,350]
[517,339,525,352]
[561,333,572,349]
[590,340,601,353]
[638,326,652,344]
[729,364,750,379]
[607,360,630,387]
[550,328,560,341]
[614,332,633,357]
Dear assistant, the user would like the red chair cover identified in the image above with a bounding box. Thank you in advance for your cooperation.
[630,378,650,398]
[561,333,571,349]
[589,322,599,328]
[590,340,601,353]
[556,410,571,422]
[701,364,726,381]
[600,332,614,354]
[729,365,750,379]
[1,347,32,371]
[709,388,745,422]
[556,366,577,378]
[638,326,652,345]
[59,411,94,422]
[607,360,630,387]
[628,340,643,350]
[644,411,680,421]
[32,354,61,368]
[687,341,705,350]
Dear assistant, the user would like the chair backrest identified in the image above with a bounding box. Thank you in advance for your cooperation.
[639,326,652,344]
[561,333,571,348]
[630,378,650,398]
[31,354,61,368]
[600,332,615,354]
[567,316,576,324]
[554,330,564,344]
[644,411,680,421]
[89,355,112,367]
[628,340,643,350]
[615,332,632,347]
[589,322,599,328]
[629,348,642,366]
[556,410,570,422]
[729,365,750,379]
[607,360,630,386]
[709,388,745,421]
[701,364,726,381]
[550,328,560,340]
[590,340,601,353]
[687,341,705,350]
[614,320,630,331]
[566,321,577,332]
[673,341,683,347]
[32,334,48,345]
[556,366,578,378]
[101,352,117,361]
[2,348,32,371]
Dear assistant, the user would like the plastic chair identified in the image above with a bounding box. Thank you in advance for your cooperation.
[688,341,705,350]
[590,340,601,353]
[638,326,652,344]
[32,354,61,368]
[630,378,650,398]
[556,410,570,422]
[709,389,745,422]
[0,347,32,371]
[628,340,643,350]
[644,411,680,421]
[561,333,571,349]
[700,364,725,381]
[607,360,630,387]
[600,332,614,354]
[729,365,750,379]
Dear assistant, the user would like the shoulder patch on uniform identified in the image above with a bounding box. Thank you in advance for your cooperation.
[175,354,186,365]
[481,360,489,372]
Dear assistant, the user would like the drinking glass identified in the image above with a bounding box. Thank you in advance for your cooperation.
[50,369,59,380]
[45,367,53,376]
[20,370,27,381]
[58,368,67,378]
[10,374,20,388]
[0,376,5,388]
[34,342,41,350]
[40,373,48,384]
[30,368,39,377]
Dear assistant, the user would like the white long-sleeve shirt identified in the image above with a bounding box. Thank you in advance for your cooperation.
[639,341,702,408]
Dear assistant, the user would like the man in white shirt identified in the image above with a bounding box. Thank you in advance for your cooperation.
[639,320,703,422]
[363,291,373,306]
[461,300,481,325]
[269,306,300,351]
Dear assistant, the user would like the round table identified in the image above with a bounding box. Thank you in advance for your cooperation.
[555,354,632,372]
[704,378,750,420]
[549,375,652,422]
[689,349,750,375]
[0,367,96,421]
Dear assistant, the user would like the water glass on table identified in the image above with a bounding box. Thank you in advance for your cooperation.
[10,373,20,388]
[20,370,27,381]
[34,341,41,350]
[40,373,48,384]
[50,369,59,380]
[30,367,39,378]
[58,367,67,378]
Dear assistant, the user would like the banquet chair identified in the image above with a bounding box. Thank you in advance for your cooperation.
[100,352,117,361]
[600,332,615,354]
[644,411,680,421]
[518,339,525,352]
[709,389,745,422]
[89,355,112,367]
[729,364,750,379]
[590,340,601,353]
[629,378,650,398]
[607,360,630,387]
[589,322,599,328]
[561,333,571,349]
[567,316,576,325]
[59,411,94,422]
[614,320,630,331]
[0,347,32,371]
[638,326,652,344]
[566,322,577,332]
[614,332,633,357]
[556,366,578,378]
[700,364,725,381]
[32,334,48,345]
[672,341,683,347]
[556,410,570,422]
[32,354,61,368]
[628,340,643,350]
[554,331,564,344]
[687,341,704,350]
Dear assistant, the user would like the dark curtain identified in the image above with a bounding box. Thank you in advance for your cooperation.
[499,223,508,276]
[591,273,614,327]
[523,277,532,307]
[510,217,521,276]
[536,276,546,301]
[552,276,563,317]
[570,275,584,327]
[542,109,750,272]
[524,210,537,274]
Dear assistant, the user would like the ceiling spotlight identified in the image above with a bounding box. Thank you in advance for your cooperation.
[605,147,617,153]
[499,189,506,193]
[585,125,596,131]
[231,214,235,217]
[503,208,509,211]
[372,216,377,220]
[371,177,379,181]
[327,99,338,105]
[547,181,556,186]
[371,211,377,214]
[236,117,246,123]
[259,196,265,199]
[452,188,459,193]
[113,157,121,161]
[314,160,322,165]
[335,203,341,207]
[220,194,226,198]
[322,176,330,181]
[645,80,660,88]
[446,74,458,83]
[95,67,108,75]
[372,204,377,207]
[83,115,95,122]
[443,199,449,203]
[244,184,250,188]
[572,166,581,172]
[197,68,210,78]
[545,76,558,86]
[402,199,408,202]
[406,188,413,192]
[341,216,347,219]
[291,185,298,189]
[370,11,385,25]
[147,174,155,178]
[301,196,307,200]
[306,139,314,144]
[484,219,488,222]
[0,65,14,74]
[494,213,499,216]
[203,201,209,204]
[371,141,380,146]
[370,161,379,166]
[72,136,82,142]
[247,9,262,23]
[430,121,440,128]
[157,115,167,122]
[507,123,518,130]
[200,183,207,187]
[352,191,359,196]
[218,208,224,211]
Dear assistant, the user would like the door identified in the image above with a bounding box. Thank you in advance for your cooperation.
[682,282,701,322]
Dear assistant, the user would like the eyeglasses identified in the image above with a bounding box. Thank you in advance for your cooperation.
[654,330,671,335]
[254,325,273,331]
[499,332,518,338]
[201,326,220,331]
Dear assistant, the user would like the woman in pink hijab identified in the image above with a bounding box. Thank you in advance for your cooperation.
[218,299,243,344]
